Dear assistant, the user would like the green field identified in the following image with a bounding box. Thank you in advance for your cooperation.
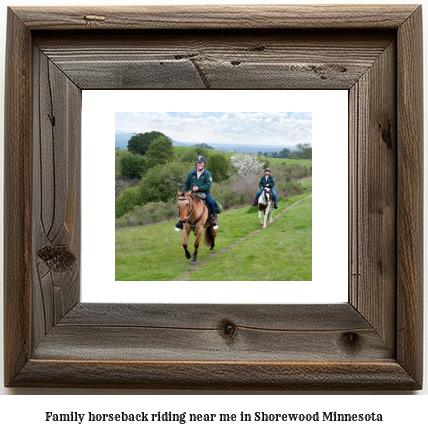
[116,188,312,281]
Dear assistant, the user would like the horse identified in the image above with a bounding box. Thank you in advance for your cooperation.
[258,187,274,228]
[176,191,218,265]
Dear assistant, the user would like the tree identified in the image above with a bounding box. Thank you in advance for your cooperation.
[193,143,214,149]
[145,136,175,167]
[278,147,291,159]
[208,154,230,182]
[127,131,166,155]
[119,153,147,178]
[229,154,264,176]
[296,143,312,159]
[179,148,199,163]
[192,146,210,161]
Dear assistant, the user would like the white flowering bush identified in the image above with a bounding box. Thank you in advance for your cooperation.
[229,154,264,176]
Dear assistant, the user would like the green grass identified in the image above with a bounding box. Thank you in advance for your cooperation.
[116,188,311,281]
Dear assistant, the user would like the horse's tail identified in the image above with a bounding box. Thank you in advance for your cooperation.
[203,226,214,247]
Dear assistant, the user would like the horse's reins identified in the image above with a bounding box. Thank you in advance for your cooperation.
[178,195,206,234]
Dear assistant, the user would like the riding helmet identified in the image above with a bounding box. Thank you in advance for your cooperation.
[265,168,271,172]
[196,156,206,163]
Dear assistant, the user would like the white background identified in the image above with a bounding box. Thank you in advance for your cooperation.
[0,0,427,429]
[82,89,348,303]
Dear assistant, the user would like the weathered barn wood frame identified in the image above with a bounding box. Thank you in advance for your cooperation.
[4,5,423,389]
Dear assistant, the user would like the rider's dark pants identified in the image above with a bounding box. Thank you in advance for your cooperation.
[205,193,216,218]
[255,188,277,203]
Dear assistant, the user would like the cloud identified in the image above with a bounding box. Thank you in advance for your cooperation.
[115,112,311,146]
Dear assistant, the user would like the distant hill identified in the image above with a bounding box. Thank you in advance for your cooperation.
[115,132,133,149]
[115,132,297,154]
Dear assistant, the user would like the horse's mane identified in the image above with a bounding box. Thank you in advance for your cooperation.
[179,191,202,204]
[191,192,202,204]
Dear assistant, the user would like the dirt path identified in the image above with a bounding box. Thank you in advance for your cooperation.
[171,194,312,281]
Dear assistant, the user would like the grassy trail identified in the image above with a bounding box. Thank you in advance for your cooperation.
[116,191,312,281]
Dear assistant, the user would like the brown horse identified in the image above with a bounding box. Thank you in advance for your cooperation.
[176,191,218,265]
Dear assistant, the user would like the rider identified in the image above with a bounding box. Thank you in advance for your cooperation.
[252,168,278,209]
[176,155,217,229]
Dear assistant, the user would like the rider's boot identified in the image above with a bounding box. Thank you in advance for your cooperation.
[274,201,278,209]
[252,199,258,206]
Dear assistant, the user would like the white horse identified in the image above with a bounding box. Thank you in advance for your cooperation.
[258,187,274,228]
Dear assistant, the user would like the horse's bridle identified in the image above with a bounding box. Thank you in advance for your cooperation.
[178,194,206,231]
[263,188,272,203]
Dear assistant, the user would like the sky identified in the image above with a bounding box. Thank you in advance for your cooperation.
[115,112,311,147]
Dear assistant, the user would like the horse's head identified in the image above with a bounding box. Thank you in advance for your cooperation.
[176,191,193,222]
[263,187,272,202]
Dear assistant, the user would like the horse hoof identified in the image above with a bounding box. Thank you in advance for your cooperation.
[186,253,191,259]
[210,247,214,251]
[191,260,196,265]
[263,226,266,229]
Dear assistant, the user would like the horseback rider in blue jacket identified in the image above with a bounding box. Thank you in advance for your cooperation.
[176,156,217,229]
[253,168,278,209]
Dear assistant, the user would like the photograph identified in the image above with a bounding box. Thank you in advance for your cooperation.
[115,112,312,281]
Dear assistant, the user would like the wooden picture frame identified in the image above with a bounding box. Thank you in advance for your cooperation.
[4,5,423,390]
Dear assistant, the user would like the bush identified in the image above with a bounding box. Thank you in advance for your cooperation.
[192,146,210,161]
[115,176,140,199]
[179,148,199,163]
[209,154,230,182]
[115,200,179,228]
[119,153,147,178]
[145,136,175,167]
[138,161,193,204]
[115,186,143,218]
[229,154,264,176]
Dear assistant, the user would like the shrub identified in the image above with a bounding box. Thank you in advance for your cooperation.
[145,136,175,167]
[229,154,264,176]
[115,186,143,218]
[115,199,179,228]
[115,176,140,199]
[209,154,230,182]
[119,153,147,178]
[179,148,199,163]
[138,161,193,204]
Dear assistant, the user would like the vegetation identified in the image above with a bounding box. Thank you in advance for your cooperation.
[119,153,147,178]
[127,131,166,155]
[193,143,214,149]
[145,136,175,167]
[208,154,230,182]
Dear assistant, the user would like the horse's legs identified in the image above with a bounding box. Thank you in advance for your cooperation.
[182,226,191,259]
[269,203,274,223]
[191,228,203,265]
[258,208,263,226]
[210,226,216,251]
[263,206,269,228]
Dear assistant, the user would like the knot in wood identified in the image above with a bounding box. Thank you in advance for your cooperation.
[219,320,238,340]
[341,332,361,350]
[37,245,76,272]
